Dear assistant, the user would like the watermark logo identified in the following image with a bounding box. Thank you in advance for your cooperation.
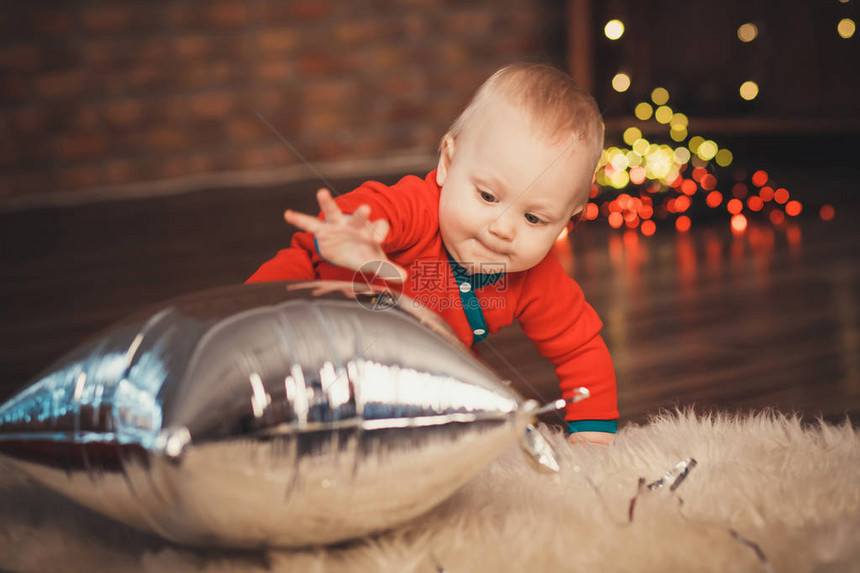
[351,260,402,311]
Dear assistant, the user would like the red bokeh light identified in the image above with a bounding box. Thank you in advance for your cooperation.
[774,188,789,204]
[820,205,835,221]
[586,203,599,220]
[701,174,717,191]
[747,196,764,211]
[608,212,624,228]
[675,216,691,232]
[732,183,749,199]
[681,180,698,196]
[641,220,656,236]
[731,214,748,233]
[629,166,646,185]
[675,195,691,212]
[706,191,723,208]
[759,186,774,201]
[785,200,802,217]
[769,210,785,225]
[727,198,743,215]
[692,167,708,182]
[751,170,768,187]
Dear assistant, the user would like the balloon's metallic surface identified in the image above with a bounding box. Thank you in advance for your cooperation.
[0,281,563,548]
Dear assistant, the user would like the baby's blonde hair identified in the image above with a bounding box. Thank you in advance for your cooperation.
[443,63,604,217]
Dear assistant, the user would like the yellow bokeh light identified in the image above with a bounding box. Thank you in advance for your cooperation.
[737,23,758,42]
[654,105,673,124]
[612,72,631,92]
[626,150,642,167]
[623,126,642,146]
[645,147,673,179]
[688,136,704,153]
[670,113,688,130]
[740,80,759,100]
[605,19,625,40]
[697,140,718,161]
[670,128,688,142]
[674,147,691,164]
[651,87,670,105]
[611,152,629,171]
[715,148,733,167]
[634,102,653,120]
[838,18,856,39]
[610,169,630,189]
[632,138,650,155]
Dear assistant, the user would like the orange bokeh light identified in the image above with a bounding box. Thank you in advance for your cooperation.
[629,166,646,185]
[674,195,691,212]
[701,174,717,191]
[590,185,600,199]
[625,215,640,228]
[769,210,785,225]
[640,204,654,219]
[692,167,708,182]
[820,205,835,221]
[747,196,764,211]
[759,186,774,201]
[681,180,698,196]
[608,212,624,228]
[774,188,789,204]
[751,170,768,187]
[732,183,749,199]
[675,216,691,232]
[731,214,748,233]
[727,198,743,214]
[609,200,622,212]
[785,200,802,216]
[641,220,656,236]
[586,202,599,220]
[706,191,723,208]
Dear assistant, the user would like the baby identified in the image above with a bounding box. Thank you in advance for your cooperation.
[247,63,618,446]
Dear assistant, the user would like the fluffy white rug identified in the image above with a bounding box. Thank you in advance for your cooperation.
[1,410,858,573]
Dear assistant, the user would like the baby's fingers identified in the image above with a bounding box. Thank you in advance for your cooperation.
[317,189,343,222]
[284,209,323,233]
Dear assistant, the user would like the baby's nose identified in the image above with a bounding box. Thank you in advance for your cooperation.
[487,213,515,240]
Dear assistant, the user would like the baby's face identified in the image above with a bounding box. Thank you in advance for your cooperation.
[437,101,593,274]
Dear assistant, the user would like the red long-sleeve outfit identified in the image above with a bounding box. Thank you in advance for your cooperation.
[247,171,618,431]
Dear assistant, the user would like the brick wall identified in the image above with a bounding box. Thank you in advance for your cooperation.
[0,1,565,202]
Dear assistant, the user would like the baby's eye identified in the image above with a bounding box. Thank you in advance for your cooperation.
[524,213,543,224]
[479,190,496,203]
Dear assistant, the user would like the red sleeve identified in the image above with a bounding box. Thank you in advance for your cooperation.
[515,254,619,423]
[246,172,439,284]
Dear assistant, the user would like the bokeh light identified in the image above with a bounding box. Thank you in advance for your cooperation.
[837,18,856,39]
[612,72,631,92]
[740,81,759,100]
[715,149,733,167]
[785,200,803,216]
[688,136,704,153]
[731,214,748,233]
[820,205,835,221]
[706,191,723,208]
[727,198,743,214]
[697,140,718,160]
[751,170,768,186]
[769,210,785,225]
[747,196,764,211]
[737,23,759,42]
[623,127,642,146]
[774,188,789,204]
[605,19,625,40]
[651,87,670,105]
[608,212,624,228]
[759,186,774,201]
[634,102,654,120]
[586,203,599,220]
[655,105,673,124]
[641,220,656,236]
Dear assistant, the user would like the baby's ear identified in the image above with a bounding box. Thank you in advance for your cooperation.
[567,210,584,232]
[436,135,455,186]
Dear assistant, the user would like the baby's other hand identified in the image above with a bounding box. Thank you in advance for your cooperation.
[283,188,407,282]
[567,431,615,448]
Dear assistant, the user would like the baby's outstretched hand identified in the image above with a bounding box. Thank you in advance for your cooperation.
[283,188,407,282]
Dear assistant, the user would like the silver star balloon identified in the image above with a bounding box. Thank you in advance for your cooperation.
[0,281,585,548]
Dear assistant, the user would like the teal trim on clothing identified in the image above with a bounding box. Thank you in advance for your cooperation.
[567,419,618,434]
[445,252,506,345]
[314,237,333,265]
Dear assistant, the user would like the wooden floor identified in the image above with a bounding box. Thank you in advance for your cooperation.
[1,160,858,431]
